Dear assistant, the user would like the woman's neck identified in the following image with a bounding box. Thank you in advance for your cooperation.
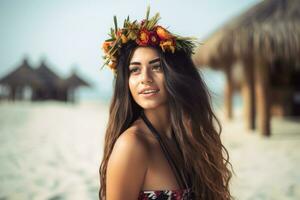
[143,104,173,139]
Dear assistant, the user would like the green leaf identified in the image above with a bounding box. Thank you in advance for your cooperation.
[144,6,150,28]
[105,38,115,42]
[147,13,160,29]
[108,37,121,54]
[110,28,115,39]
[145,6,150,21]
[113,16,118,31]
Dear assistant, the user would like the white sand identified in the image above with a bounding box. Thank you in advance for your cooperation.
[0,101,299,200]
[0,101,108,200]
[218,108,300,200]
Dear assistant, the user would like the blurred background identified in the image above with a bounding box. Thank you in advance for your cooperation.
[0,0,300,199]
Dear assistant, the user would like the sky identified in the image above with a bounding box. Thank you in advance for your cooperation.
[0,0,260,101]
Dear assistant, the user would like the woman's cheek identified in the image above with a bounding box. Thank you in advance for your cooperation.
[129,77,138,98]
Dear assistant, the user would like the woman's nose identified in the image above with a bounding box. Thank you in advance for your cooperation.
[141,68,153,84]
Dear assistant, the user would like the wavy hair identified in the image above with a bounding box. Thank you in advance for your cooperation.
[99,41,233,199]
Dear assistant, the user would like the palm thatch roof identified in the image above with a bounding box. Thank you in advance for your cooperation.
[0,58,44,87]
[35,60,64,88]
[63,72,90,88]
[193,0,300,69]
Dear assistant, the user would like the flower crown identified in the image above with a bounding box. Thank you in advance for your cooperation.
[101,6,198,73]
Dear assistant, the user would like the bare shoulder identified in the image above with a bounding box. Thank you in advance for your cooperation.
[106,123,152,199]
[113,124,151,158]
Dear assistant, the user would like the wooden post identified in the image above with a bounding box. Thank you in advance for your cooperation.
[255,58,271,136]
[224,65,233,120]
[10,86,16,101]
[241,61,256,130]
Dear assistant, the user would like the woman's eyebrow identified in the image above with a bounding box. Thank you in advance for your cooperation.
[149,58,160,64]
[129,57,160,65]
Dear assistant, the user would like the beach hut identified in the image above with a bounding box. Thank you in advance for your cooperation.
[193,0,300,136]
[33,60,67,101]
[0,58,91,102]
[63,70,90,102]
[0,58,43,100]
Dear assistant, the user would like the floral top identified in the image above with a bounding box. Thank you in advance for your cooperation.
[138,188,193,200]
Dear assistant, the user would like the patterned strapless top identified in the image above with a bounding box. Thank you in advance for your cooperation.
[138,188,193,200]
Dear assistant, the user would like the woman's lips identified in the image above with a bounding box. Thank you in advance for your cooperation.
[139,90,159,98]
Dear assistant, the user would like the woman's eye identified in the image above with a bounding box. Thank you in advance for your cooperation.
[152,65,161,71]
[129,67,140,74]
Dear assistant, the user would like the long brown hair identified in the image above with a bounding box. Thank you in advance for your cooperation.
[99,41,233,199]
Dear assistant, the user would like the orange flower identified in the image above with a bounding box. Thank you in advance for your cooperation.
[159,39,176,53]
[102,41,112,54]
[116,29,123,37]
[156,26,173,40]
[108,60,117,70]
[137,29,150,46]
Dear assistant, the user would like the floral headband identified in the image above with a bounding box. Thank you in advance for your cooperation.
[101,6,198,74]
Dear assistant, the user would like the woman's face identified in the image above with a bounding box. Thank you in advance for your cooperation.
[128,47,168,110]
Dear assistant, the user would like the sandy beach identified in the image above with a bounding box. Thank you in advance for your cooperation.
[0,101,299,200]
[0,101,107,200]
[218,108,300,200]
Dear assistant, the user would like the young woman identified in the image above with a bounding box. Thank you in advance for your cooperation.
[99,8,233,200]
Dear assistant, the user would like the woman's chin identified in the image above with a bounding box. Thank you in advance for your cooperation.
[139,101,165,110]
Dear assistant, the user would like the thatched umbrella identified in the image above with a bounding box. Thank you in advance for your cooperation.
[0,58,44,100]
[194,0,300,68]
[33,60,67,100]
[63,71,90,102]
[193,0,300,136]
[0,58,43,87]
[64,72,90,88]
[35,60,64,89]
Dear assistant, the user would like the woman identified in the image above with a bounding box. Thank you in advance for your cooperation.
[99,8,233,200]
